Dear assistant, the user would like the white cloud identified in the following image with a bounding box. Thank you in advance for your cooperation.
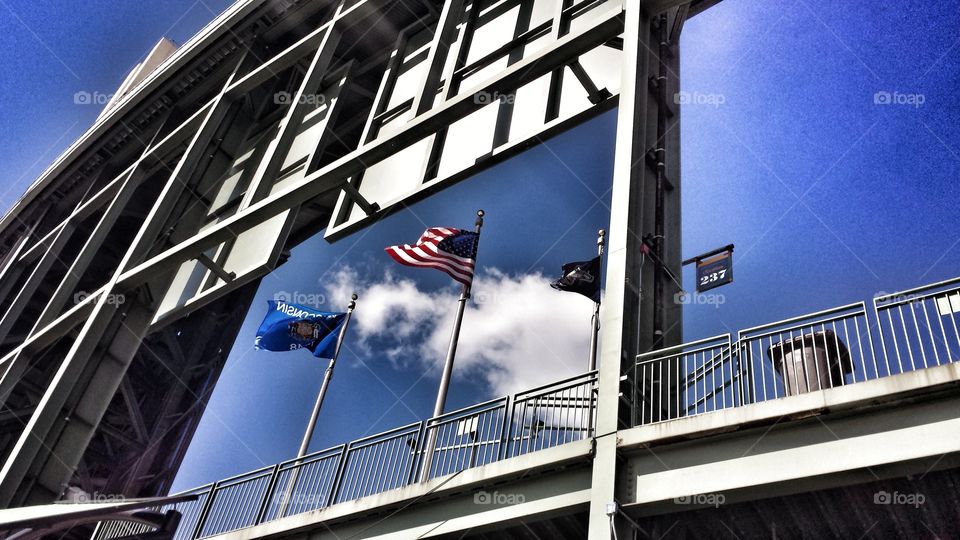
[321,267,596,396]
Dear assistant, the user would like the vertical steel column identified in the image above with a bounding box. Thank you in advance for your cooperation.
[587,0,656,537]
[651,13,669,351]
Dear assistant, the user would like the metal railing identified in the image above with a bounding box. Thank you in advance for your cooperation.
[737,302,876,402]
[91,486,209,540]
[874,276,960,375]
[93,371,597,540]
[333,422,422,503]
[634,275,960,426]
[505,373,597,458]
[419,397,508,480]
[634,334,735,424]
[264,444,343,521]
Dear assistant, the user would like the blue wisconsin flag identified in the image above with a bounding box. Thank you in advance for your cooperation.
[254,301,346,358]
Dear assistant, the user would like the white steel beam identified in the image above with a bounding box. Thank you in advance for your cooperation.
[589,0,671,537]
[0,51,251,507]
[111,7,624,292]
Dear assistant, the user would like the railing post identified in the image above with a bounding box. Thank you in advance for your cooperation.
[254,463,282,525]
[630,361,638,427]
[871,298,892,375]
[326,443,351,507]
[190,483,218,540]
[406,421,427,485]
[496,395,512,461]
[90,519,105,540]
[588,376,597,438]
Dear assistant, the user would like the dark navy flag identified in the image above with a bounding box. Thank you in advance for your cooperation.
[551,256,602,302]
[254,301,346,358]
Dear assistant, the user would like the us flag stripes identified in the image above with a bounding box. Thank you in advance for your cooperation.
[385,227,479,285]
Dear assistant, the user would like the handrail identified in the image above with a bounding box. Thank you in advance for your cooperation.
[738,302,865,337]
[427,396,509,426]
[276,443,345,469]
[344,420,422,451]
[202,464,275,488]
[634,275,960,426]
[874,276,960,305]
[514,370,598,398]
[738,304,867,343]
[636,333,731,363]
[96,372,598,540]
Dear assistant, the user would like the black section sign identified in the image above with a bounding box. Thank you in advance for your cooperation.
[696,251,733,292]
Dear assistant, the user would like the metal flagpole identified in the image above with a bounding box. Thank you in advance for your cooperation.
[420,210,484,482]
[278,293,357,517]
[588,229,605,371]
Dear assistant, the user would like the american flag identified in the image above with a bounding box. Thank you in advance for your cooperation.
[385,227,479,286]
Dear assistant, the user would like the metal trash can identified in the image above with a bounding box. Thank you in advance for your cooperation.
[767,330,852,396]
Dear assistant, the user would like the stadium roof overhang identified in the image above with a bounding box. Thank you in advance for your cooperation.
[0,493,196,540]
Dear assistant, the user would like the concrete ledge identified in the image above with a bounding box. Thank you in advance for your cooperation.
[210,439,592,540]
[619,361,960,450]
[622,396,960,508]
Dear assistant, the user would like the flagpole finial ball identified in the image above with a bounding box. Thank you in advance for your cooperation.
[351,293,358,301]
[477,209,485,217]
[598,229,606,237]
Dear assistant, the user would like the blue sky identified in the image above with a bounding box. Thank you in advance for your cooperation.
[1,0,959,492]
[0,0,233,210]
